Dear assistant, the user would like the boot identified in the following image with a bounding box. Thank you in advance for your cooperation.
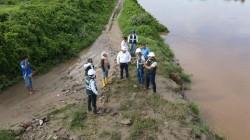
[102,79,106,88]
[104,77,108,85]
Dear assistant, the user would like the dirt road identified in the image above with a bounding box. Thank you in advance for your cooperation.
[0,0,123,129]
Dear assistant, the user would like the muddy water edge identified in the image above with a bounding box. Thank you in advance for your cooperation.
[138,0,250,139]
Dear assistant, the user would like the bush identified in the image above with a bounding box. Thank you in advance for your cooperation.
[0,0,116,90]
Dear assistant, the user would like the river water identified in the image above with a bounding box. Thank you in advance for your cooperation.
[138,0,250,139]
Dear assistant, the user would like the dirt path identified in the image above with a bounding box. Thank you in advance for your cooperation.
[0,0,123,129]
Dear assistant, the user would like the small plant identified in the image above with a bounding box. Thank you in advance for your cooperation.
[0,130,15,140]
[189,102,200,116]
[70,111,87,129]
[130,118,158,140]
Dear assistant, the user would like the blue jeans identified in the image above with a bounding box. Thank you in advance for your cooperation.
[130,43,136,56]
[102,69,109,78]
[137,68,144,85]
[24,76,33,89]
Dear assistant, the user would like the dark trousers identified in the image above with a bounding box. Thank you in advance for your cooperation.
[130,43,136,56]
[87,91,97,113]
[146,72,156,93]
[120,63,129,79]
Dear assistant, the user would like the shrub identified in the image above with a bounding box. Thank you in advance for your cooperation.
[0,0,116,90]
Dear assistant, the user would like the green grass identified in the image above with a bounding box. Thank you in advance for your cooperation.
[118,0,190,84]
[130,118,158,140]
[189,102,200,116]
[0,0,117,91]
[118,0,222,139]
[70,110,87,129]
[48,104,76,116]
[0,5,20,14]
[0,130,15,140]
[99,131,121,140]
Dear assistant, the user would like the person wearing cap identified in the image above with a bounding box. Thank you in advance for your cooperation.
[144,52,157,93]
[121,36,129,51]
[135,48,145,85]
[140,43,150,60]
[128,31,138,56]
[116,46,131,79]
[100,51,110,87]
[83,58,95,76]
[85,69,98,114]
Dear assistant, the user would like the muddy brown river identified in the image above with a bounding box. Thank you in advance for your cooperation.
[138,0,250,139]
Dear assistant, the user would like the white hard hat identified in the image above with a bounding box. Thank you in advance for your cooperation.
[148,52,155,57]
[121,45,127,51]
[135,48,141,53]
[88,69,96,76]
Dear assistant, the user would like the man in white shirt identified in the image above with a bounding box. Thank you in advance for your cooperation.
[121,37,129,51]
[117,46,131,79]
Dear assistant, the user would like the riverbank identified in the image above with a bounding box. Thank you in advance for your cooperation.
[118,0,223,139]
[138,0,250,139]
[0,0,222,139]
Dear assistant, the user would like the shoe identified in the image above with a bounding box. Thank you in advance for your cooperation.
[102,79,106,88]
[104,78,108,85]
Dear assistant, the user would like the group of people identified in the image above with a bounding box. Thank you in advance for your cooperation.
[83,51,110,114]
[117,32,157,93]
[19,31,158,114]
[84,31,158,114]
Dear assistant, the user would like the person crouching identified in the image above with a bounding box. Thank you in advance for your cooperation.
[85,69,99,114]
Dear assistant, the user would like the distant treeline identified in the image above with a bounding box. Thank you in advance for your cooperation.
[0,0,116,90]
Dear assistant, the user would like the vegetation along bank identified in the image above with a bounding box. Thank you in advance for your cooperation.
[0,0,224,139]
[0,0,116,90]
[118,0,223,139]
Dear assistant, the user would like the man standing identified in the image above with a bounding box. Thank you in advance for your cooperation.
[144,52,157,93]
[117,46,131,79]
[135,48,145,86]
[85,69,98,114]
[20,56,33,95]
[140,43,150,60]
[128,31,138,56]
[100,51,110,87]
[121,37,129,51]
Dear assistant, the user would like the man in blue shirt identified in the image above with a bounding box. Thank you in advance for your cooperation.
[140,43,150,60]
[20,56,33,95]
